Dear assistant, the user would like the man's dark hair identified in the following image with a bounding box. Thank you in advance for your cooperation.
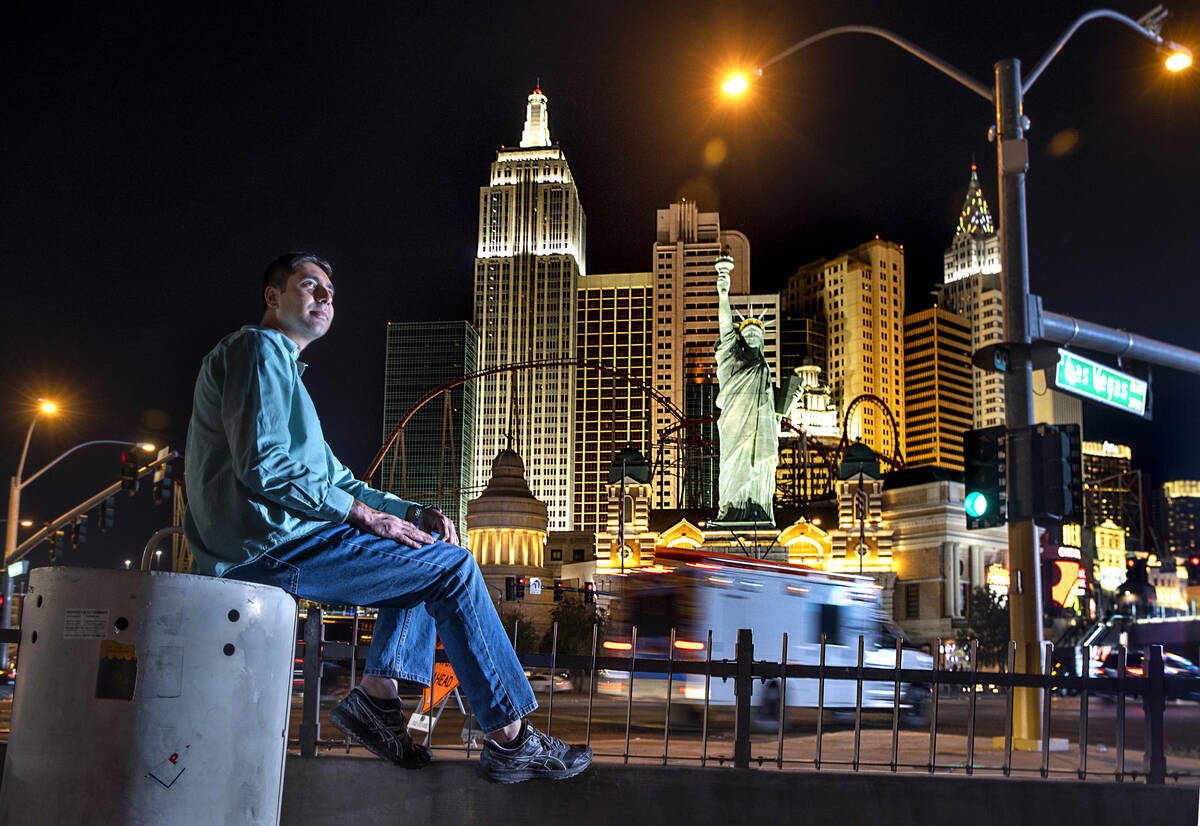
[262,252,333,309]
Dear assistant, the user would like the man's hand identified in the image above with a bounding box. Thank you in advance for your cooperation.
[415,506,460,546]
[347,500,435,548]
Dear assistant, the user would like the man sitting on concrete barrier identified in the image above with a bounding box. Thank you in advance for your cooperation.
[184,252,592,783]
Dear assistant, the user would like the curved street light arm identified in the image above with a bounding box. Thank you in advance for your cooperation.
[1023,8,1188,94]
[760,25,992,102]
[20,440,149,490]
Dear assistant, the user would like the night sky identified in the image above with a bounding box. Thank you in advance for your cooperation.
[4,0,1199,569]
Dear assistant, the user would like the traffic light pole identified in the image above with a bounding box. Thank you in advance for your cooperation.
[995,57,1045,748]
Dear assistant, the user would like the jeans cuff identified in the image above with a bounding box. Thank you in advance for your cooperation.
[476,698,539,735]
[363,668,430,685]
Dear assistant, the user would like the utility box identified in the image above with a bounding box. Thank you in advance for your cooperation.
[0,567,296,825]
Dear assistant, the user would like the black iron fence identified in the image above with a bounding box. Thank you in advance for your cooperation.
[292,609,1200,784]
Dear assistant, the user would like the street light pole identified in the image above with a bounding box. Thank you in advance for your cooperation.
[732,6,1192,749]
[3,407,53,666]
[3,429,154,666]
[994,56,1044,745]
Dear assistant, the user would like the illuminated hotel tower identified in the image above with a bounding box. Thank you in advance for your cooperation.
[784,238,907,462]
[473,89,586,530]
[651,200,752,510]
[573,271,654,533]
[938,165,1005,429]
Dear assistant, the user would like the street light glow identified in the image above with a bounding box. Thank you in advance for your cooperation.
[19,520,32,527]
[1165,50,1192,72]
[38,400,57,414]
[722,74,749,95]
[139,443,156,452]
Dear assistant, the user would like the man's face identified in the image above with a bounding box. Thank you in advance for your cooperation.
[742,324,764,352]
[266,262,335,348]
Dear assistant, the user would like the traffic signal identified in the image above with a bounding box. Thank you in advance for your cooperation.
[120,455,140,495]
[153,461,174,506]
[1124,556,1148,585]
[553,580,564,603]
[98,496,116,532]
[516,576,526,600]
[49,529,67,563]
[71,515,88,548]
[964,426,1006,529]
[1186,555,1200,586]
[1031,424,1082,527]
[584,582,595,605]
[504,576,516,601]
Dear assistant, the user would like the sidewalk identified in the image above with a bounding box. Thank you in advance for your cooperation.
[581,728,1200,784]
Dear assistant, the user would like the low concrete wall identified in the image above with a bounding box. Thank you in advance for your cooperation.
[282,755,1199,826]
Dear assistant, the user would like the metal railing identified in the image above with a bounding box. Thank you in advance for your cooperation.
[292,610,1200,784]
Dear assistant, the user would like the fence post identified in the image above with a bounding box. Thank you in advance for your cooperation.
[1142,645,1166,785]
[300,606,323,757]
[734,628,753,769]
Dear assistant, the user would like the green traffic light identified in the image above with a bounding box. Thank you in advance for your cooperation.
[965,491,989,518]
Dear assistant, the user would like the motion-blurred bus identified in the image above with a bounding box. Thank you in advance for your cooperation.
[598,548,933,726]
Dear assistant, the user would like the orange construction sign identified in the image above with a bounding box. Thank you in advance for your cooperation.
[418,661,460,713]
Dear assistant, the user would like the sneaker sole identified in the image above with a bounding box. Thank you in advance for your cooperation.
[479,756,592,784]
[329,705,432,769]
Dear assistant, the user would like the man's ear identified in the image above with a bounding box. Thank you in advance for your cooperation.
[264,284,280,310]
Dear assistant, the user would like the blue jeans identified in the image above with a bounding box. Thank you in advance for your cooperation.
[222,524,537,733]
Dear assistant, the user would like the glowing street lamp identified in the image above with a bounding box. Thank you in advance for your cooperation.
[722,74,750,95]
[1166,49,1192,71]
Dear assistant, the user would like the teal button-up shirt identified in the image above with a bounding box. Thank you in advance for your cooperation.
[184,326,416,576]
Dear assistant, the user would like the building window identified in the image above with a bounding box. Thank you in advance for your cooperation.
[573,548,586,562]
[551,549,562,561]
[905,583,920,619]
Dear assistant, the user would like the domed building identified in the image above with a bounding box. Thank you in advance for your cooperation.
[466,447,548,570]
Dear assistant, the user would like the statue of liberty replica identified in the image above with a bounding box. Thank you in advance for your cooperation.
[714,249,800,526]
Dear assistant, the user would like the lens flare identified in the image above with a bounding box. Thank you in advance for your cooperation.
[1165,51,1191,72]
[722,74,749,95]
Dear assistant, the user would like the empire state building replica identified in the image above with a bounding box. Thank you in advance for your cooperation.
[472,89,586,531]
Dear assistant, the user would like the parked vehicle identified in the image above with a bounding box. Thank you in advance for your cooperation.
[598,548,933,727]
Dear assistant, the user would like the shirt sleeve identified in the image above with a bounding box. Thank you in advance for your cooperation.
[325,444,419,518]
[221,333,355,523]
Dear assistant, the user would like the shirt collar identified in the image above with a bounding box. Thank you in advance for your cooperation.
[242,325,307,374]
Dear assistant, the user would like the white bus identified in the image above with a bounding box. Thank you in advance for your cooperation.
[598,548,933,726]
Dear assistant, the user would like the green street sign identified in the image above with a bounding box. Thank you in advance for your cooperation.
[1054,349,1148,417]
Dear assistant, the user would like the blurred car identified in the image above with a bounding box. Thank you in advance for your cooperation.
[1094,650,1200,703]
[526,671,573,693]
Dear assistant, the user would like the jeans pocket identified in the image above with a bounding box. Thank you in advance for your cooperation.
[260,554,300,593]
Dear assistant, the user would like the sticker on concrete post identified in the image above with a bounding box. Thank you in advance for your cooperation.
[148,745,190,790]
[64,609,109,639]
[96,640,137,700]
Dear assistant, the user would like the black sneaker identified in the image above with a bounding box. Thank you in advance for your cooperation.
[479,721,592,783]
[329,686,432,769]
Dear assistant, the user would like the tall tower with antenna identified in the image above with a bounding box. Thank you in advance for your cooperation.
[472,87,586,531]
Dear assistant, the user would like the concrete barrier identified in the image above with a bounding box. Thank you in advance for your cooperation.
[282,755,1199,826]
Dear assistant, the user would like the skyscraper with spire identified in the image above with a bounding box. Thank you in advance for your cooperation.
[939,164,1005,429]
[472,88,586,531]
